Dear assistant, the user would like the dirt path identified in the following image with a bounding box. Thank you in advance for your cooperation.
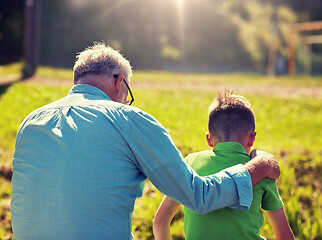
[1,75,322,98]
[128,81,322,99]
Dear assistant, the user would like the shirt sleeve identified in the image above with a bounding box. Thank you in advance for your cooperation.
[127,110,253,214]
[261,179,284,211]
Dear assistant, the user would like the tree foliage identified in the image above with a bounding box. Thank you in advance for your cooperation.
[1,0,321,71]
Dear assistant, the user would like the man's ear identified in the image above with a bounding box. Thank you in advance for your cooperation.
[247,131,257,148]
[114,74,123,94]
[206,132,214,148]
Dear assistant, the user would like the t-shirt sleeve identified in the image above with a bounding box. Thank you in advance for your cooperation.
[261,179,284,211]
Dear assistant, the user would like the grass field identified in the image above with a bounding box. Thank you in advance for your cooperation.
[0,64,321,239]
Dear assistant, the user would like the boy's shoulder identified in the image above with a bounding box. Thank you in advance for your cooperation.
[185,150,215,165]
[186,149,214,158]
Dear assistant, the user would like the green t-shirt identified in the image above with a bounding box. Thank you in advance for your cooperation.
[184,142,283,240]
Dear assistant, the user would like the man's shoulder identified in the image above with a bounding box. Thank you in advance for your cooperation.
[119,105,160,124]
[38,95,149,119]
[120,105,146,116]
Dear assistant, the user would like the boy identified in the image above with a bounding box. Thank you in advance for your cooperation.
[153,90,294,240]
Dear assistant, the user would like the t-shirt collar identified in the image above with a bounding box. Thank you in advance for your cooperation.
[68,84,112,100]
[214,142,249,156]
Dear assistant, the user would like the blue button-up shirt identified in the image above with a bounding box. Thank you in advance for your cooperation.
[11,84,252,240]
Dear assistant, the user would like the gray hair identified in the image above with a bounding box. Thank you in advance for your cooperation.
[73,42,132,82]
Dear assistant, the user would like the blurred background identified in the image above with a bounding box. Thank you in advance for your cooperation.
[1,0,322,76]
[1,1,322,239]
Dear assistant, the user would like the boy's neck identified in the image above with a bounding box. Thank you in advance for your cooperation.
[207,131,255,155]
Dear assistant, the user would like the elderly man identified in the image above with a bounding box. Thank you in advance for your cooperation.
[11,42,279,240]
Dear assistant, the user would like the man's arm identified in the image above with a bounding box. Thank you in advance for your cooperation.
[153,196,181,240]
[246,149,280,186]
[127,111,280,214]
[265,208,295,240]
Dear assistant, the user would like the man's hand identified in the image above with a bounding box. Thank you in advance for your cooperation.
[245,149,280,186]
[250,149,280,180]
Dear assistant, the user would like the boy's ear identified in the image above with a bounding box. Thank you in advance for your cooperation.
[247,131,257,148]
[206,132,214,148]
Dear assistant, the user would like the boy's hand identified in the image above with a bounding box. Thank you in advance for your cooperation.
[246,149,280,186]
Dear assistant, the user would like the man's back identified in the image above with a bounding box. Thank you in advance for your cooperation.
[11,85,146,239]
[183,142,283,240]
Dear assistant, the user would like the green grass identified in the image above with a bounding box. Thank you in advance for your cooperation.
[36,66,74,80]
[0,63,23,78]
[0,71,321,239]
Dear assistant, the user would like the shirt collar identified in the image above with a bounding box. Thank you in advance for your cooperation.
[214,142,249,156]
[68,84,112,100]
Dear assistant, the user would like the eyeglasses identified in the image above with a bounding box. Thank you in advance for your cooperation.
[113,74,134,105]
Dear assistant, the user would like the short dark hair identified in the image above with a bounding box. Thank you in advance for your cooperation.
[208,90,255,142]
